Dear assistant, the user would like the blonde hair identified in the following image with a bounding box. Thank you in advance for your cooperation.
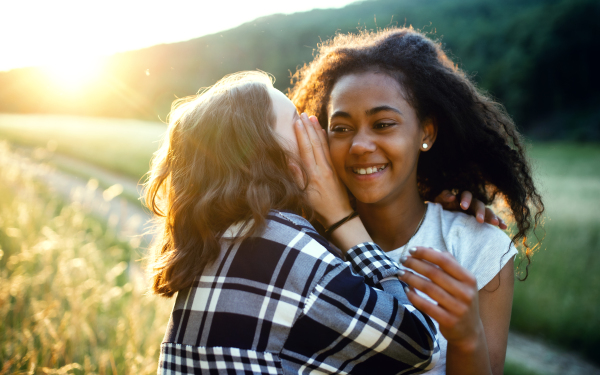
[144,71,308,297]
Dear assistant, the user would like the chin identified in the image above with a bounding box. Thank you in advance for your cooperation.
[351,191,385,205]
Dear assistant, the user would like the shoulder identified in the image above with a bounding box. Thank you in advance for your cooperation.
[220,210,343,281]
[246,210,344,274]
[429,203,516,290]
[428,202,512,246]
[163,211,346,351]
[264,210,336,255]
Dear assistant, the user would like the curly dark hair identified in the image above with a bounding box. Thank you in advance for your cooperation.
[289,28,544,278]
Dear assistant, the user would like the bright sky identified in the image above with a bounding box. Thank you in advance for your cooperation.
[0,0,358,72]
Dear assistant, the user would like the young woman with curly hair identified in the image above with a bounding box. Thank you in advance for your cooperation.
[289,28,544,374]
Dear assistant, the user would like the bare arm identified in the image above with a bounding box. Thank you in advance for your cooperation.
[479,257,514,375]
[400,247,514,375]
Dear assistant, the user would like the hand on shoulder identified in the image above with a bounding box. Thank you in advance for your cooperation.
[434,190,507,230]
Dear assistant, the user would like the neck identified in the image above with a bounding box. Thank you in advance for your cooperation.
[356,186,426,252]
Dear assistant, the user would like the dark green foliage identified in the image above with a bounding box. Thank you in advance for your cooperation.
[0,0,597,138]
[504,361,544,375]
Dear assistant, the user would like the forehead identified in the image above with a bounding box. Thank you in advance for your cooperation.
[329,72,407,110]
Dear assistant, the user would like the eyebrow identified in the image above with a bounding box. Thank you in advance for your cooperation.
[330,105,403,121]
[365,105,403,116]
[330,111,352,120]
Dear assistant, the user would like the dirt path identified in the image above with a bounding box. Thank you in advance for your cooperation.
[507,331,600,375]
[5,144,599,375]
[4,145,151,248]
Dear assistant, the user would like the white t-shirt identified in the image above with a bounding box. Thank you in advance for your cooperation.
[386,202,517,374]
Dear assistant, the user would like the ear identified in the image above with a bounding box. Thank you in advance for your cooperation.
[420,117,437,151]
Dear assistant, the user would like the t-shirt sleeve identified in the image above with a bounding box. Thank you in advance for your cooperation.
[448,215,517,290]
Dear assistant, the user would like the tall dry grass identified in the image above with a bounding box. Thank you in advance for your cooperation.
[0,143,171,374]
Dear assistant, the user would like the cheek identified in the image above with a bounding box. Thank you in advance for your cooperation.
[285,128,300,157]
[274,123,300,156]
[327,139,347,173]
[288,136,300,158]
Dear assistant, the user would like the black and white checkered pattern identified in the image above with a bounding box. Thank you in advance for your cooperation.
[160,344,282,374]
[346,242,404,285]
[158,211,439,374]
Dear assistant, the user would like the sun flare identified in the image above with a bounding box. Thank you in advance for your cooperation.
[43,57,104,91]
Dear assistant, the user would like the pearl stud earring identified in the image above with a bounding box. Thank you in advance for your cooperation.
[422,143,428,149]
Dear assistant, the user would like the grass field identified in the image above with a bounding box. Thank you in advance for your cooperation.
[511,143,600,362]
[1,114,599,371]
[0,114,165,181]
[0,143,172,374]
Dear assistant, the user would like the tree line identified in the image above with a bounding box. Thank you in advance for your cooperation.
[0,0,597,139]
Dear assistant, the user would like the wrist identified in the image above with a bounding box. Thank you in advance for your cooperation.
[324,211,359,239]
[321,207,354,228]
[446,324,492,375]
[447,326,486,354]
[328,216,372,253]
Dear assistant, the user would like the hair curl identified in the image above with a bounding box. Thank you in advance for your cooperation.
[290,28,544,277]
[144,71,309,297]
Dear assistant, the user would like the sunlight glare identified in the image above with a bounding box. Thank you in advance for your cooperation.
[43,57,104,92]
[1,0,358,72]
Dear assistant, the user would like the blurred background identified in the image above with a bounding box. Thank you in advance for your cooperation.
[0,0,598,374]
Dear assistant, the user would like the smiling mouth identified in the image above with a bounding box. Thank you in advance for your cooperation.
[352,164,388,175]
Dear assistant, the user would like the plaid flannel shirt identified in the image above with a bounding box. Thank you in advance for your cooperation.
[159,210,439,374]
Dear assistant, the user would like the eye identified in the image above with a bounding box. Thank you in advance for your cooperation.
[330,124,351,133]
[374,122,396,129]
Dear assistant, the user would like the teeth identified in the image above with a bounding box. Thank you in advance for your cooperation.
[353,164,387,175]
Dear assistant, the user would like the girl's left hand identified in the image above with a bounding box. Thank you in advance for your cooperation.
[399,247,485,350]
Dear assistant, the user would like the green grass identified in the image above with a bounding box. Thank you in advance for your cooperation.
[0,114,165,180]
[0,143,171,374]
[504,360,544,375]
[510,142,600,364]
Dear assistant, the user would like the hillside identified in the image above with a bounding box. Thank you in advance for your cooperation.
[0,0,598,137]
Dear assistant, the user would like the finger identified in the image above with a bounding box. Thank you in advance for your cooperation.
[300,113,329,167]
[404,286,457,328]
[293,119,317,169]
[483,207,499,227]
[434,190,457,204]
[309,115,333,167]
[474,200,485,223]
[310,115,334,167]
[404,247,477,286]
[400,271,466,315]
[498,217,508,230]
[401,256,474,304]
[460,190,472,211]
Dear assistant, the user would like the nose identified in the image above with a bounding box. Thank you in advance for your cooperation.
[349,128,376,155]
